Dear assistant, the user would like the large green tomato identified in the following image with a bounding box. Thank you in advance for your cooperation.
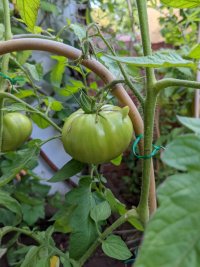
[61,105,133,164]
[2,112,32,152]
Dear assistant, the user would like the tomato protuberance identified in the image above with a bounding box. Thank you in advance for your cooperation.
[2,112,32,152]
[61,105,133,164]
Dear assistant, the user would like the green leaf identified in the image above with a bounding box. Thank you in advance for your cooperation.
[110,154,122,166]
[14,191,43,206]
[103,189,144,231]
[15,90,36,99]
[43,97,63,111]
[52,205,76,233]
[100,56,122,78]
[0,146,40,187]
[16,0,40,32]
[160,0,200,8]
[188,44,200,59]
[31,113,50,129]
[50,100,63,111]
[0,209,16,226]
[102,235,132,260]
[2,103,29,112]
[59,79,84,97]
[49,159,85,182]
[106,52,194,68]
[177,116,200,133]
[90,81,98,90]
[21,203,45,226]
[70,23,86,41]
[134,171,200,267]
[0,191,22,225]
[103,188,126,214]
[161,134,200,171]
[24,63,40,81]
[16,51,32,65]
[40,1,59,14]
[66,178,98,260]
[20,246,49,267]
[50,56,67,88]
[90,201,111,222]
[60,257,72,267]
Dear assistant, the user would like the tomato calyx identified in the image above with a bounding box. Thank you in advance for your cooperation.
[79,90,104,116]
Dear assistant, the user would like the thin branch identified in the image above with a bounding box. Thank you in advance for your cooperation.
[0,99,4,153]
[155,78,200,94]
[10,55,41,105]
[99,34,145,108]
[0,92,62,132]
[194,22,200,118]
[13,34,56,40]
[78,209,139,267]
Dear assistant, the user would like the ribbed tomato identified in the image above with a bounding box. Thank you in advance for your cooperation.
[61,105,133,164]
[2,112,32,152]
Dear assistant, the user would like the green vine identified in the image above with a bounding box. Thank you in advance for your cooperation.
[86,24,145,108]
[155,78,200,93]
[135,0,157,224]
[0,92,62,132]
[0,0,12,155]
[0,0,12,91]
[0,99,4,153]
[78,209,139,267]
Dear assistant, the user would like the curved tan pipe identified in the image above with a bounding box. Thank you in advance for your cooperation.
[0,38,156,213]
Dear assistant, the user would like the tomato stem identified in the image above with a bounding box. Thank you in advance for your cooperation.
[0,92,62,133]
[87,24,145,109]
[155,78,200,93]
[135,0,157,224]
[0,99,4,154]
[0,0,12,92]
[78,209,139,267]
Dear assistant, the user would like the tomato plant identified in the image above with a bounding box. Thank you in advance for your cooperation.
[62,105,133,164]
[2,112,32,152]
[1,0,200,267]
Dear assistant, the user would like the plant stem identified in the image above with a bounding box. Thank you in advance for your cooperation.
[0,99,4,153]
[40,135,61,146]
[136,0,157,224]
[155,78,200,93]
[194,22,200,118]
[0,92,62,132]
[13,34,56,40]
[0,0,12,155]
[100,79,126,93]
[126,0,136,36]
[135,0,155,85]
[10,56,41,105]
[1,226,42,244]
[93,28,145,107]
[78,209,138,266]
[2,0,12,41]
[0,0,12,91]
[137,95,157,222]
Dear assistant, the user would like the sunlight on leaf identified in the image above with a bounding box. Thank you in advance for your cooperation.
[16,0,40,32]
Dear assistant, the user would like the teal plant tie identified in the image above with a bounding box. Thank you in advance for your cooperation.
[0,72,24,87]
[132,134,165,159]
